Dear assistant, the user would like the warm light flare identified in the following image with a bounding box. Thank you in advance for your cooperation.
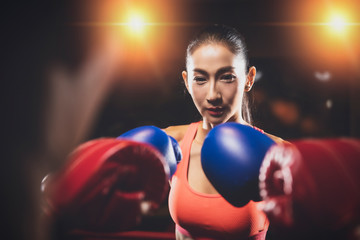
[329,14,347,33]
[127,14,146,34]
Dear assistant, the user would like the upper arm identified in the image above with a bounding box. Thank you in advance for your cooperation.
[261,129,285,143]
[265,132,289,144]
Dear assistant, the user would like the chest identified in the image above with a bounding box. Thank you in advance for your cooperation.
[187,141,219,194]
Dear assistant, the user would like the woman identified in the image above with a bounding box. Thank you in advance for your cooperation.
[164,24,283,240]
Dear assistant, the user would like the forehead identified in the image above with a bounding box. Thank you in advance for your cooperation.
[188,43,245,72]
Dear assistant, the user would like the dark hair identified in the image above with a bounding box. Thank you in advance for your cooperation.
[185,24,252,124]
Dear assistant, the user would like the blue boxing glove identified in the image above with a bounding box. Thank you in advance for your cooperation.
[168,135,182,164]
[118,126,182,177]
[201,122,275,207]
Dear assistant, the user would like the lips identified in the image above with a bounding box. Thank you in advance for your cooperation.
[207,107,225,117]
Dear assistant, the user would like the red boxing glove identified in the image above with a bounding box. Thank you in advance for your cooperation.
[42,138,170,232]
[259,138,360,239]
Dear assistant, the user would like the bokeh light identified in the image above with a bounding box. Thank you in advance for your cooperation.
[127,13,146,35]
[328,14,348,34]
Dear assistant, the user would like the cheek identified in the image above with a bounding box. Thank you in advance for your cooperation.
[223,84,243,106]
[191,85,207,105]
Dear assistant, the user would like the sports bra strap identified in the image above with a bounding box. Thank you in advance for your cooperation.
[180,122,200,151]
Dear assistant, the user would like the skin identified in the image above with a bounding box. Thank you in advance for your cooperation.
[183,43,255,129]
[164,42,282,240]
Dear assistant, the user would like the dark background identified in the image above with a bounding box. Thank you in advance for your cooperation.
[3,0,359,143]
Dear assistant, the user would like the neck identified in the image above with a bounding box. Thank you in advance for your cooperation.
[196,116,250,144]
[202,114,249,129]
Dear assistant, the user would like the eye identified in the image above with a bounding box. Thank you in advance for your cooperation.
[221,74,236,82]
[194,76,207,85]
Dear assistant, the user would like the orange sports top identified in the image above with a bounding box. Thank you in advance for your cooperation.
[168,122,269,240]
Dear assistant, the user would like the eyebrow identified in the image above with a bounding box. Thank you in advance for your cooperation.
[193,66,235,79]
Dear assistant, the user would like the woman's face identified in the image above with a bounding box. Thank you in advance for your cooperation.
[183,43,255,126]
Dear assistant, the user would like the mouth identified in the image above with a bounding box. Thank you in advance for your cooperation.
[206,107,225,117]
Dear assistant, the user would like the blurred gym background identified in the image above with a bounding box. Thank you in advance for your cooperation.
[2,0,359,239]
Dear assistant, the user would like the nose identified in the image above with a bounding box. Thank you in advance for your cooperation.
[206,81,222,105]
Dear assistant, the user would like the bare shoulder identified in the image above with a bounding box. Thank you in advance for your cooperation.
[162,124,190,142]
[264,132,288,144]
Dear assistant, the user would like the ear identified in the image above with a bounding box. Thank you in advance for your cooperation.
[245,66,256,92]
[182,70,190,92]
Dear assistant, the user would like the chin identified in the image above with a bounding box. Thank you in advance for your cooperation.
[207,116,229,126]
